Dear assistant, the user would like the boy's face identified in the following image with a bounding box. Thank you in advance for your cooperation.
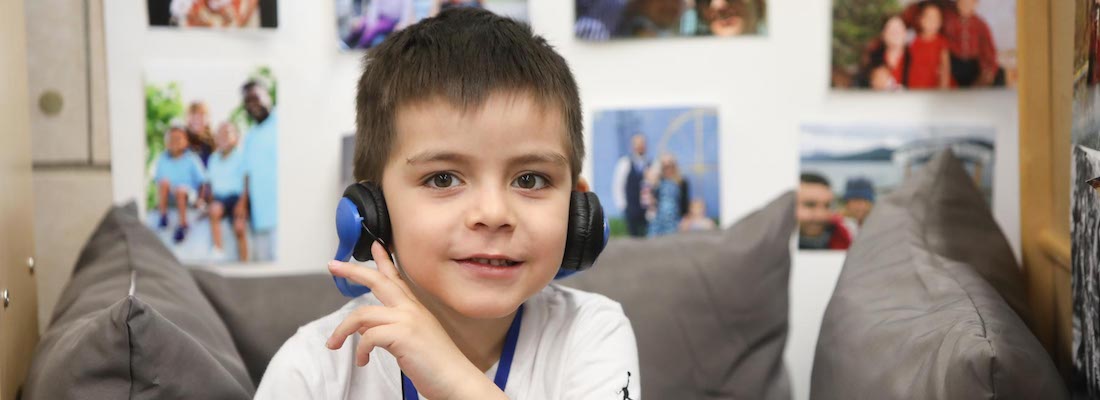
[215,124,238,151]
[167,128,189,156]
[381,92,572,320]
[844,198,873,222]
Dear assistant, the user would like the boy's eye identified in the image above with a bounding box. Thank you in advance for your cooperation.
[426,173,462,189]
[512,173,549,190]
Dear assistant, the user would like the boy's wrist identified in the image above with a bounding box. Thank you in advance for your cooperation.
[444,365,508,400]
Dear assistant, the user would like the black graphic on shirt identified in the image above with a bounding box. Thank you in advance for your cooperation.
[616,371,633,400]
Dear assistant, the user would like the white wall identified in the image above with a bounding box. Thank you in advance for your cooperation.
[104,2,1019,398]
[106,1,1021,269]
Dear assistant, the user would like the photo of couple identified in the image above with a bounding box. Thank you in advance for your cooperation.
[591,107,722,239]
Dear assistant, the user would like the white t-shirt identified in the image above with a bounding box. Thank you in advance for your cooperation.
[255,284,641,399]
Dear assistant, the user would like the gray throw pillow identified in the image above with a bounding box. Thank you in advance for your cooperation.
[560,191,796,400]
[23,203,254,400]
[190,269,351,385]
[810,150,1067,399]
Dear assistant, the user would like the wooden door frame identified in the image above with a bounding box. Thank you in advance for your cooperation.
[1018,0,1074,379]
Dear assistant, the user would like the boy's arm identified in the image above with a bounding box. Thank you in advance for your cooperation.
[562,302,641,399]
[327,242,508,400]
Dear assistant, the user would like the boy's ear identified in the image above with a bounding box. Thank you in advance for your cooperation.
[575,176,590,193]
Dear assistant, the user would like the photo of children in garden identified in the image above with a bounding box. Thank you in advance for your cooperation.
[831,0,1016,90]
[574,0,766,40]
[590,107,721,239]
[334,0,528,50]
[144,64,278,264]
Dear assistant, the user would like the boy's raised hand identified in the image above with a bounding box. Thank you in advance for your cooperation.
[325,242,507,400]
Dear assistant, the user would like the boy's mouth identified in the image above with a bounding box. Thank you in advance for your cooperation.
[455,255,523,268]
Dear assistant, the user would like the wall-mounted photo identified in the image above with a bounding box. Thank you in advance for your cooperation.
[147,0,279,28]
[798,123,996,250]
[335,0,528,50]
[144,63,278,264]
[1072,0,1100,395]
[831,0,1016,90]
[591,107,721,239]
[574,0,766,40]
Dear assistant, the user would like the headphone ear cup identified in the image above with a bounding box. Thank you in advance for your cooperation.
[561,191,607,275]
[342,182,391,261]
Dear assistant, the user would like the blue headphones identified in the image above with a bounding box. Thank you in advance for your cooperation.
[333,181,610,297]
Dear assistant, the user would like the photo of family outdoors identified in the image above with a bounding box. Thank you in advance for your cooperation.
[798,123,996,250]
[590,107,721,239]
[335,0,528,50]
[1072,0,1100,395]
[144,64,278,264]
[831,0,1016,90]
[146,0,279,28]
[574,0,766,40]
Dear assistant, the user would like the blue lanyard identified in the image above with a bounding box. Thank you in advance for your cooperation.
[402,304,524,399]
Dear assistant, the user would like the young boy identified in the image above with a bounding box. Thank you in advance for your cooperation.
[206,121,248,261]
[255,8,640,400]
[154,125,206,243]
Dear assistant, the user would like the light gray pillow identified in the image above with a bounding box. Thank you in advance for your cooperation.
[561,191,796,400]
[810,151,1067,399]
[190,269,351,385]
[24,203,254,400]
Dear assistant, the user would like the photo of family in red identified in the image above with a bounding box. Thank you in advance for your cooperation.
[832,0,1016,90]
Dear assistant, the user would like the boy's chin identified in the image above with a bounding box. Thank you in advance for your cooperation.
[442,291,529,320]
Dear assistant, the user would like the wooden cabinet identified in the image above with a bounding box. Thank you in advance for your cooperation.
[0,1,40,399]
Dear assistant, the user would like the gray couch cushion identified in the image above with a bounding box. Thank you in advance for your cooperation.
[24,203,254,400]
[561,191,796,400]
[810,151,1067,399]
[190,268,351,385]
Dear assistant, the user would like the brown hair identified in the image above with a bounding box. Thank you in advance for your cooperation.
[353,7,584,185]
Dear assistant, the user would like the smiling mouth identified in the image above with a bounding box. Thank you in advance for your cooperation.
[457,258,522,267]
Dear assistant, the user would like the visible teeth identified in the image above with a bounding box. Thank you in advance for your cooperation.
[471,258,513,267]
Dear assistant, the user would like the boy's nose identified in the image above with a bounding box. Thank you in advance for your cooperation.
[465,186,516,232]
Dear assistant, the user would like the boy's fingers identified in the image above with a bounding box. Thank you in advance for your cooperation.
[370,241,418,303]
[328,260,407,306]
[326,305,395,350]
[370,241,398,279]
[356,325,398,367]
